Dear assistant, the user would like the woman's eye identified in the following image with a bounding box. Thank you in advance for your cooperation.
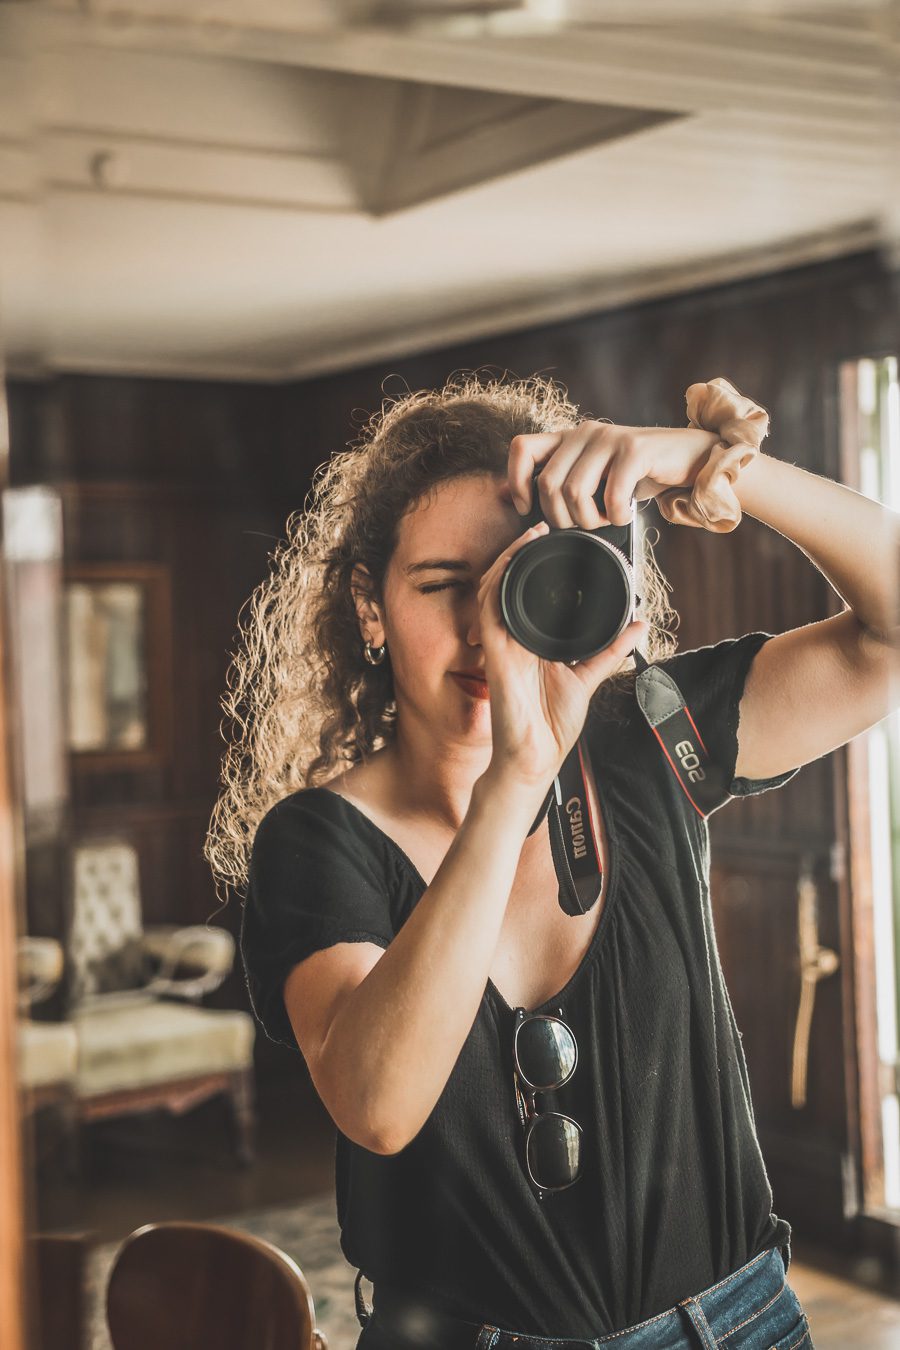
[420,582,461,594]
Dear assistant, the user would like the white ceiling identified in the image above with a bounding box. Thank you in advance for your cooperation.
[0,0,897,382]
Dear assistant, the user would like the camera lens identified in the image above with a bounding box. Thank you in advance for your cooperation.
[500,530,633,662]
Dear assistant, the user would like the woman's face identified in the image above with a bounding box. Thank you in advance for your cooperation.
[378,472,523,744]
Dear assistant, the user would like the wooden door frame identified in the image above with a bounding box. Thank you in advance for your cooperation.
[0,376,27,1349]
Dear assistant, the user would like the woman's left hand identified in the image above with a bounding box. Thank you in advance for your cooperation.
[507,422,720,528]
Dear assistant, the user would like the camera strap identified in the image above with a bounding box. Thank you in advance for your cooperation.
[528,648,726,916]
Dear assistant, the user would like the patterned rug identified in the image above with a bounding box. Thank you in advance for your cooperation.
[86,1191,367,1350]
[84,1204,900,1350]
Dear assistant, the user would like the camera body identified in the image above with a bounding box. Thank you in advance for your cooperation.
[499,467,638,663]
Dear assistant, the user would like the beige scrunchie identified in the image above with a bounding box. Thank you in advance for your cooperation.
[654,376,769,533]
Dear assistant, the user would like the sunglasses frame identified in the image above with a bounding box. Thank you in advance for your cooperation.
[512,1008,583,1197]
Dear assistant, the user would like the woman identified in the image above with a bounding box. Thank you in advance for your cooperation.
[205,372,899,1350]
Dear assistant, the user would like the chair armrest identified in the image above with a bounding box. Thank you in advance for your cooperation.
[141,925,235,1002]
[16,937,65,1014]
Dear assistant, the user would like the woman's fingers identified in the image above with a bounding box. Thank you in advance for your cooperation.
[567,427,640,527]
[509,423,642,530]
[598,459,639,527]
[507,432,563,515]
[532,426,607,529]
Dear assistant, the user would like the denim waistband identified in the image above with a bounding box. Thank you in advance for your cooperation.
[360,1241,793,1350]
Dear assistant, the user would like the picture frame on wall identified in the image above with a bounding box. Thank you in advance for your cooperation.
[63,563,173,772]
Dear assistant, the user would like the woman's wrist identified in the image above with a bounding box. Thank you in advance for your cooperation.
[473,763,552,832]
[655,376,770,534]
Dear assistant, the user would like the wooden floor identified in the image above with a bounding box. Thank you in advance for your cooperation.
[29,1056,900,1348]
[32,1058,337,1243]
[786,1258,900,1350]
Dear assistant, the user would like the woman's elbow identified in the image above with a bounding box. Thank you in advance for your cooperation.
[315,1061,412,1155]
[335,1108,411,1155]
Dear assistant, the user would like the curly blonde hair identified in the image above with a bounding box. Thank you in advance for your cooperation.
[204,370,678,899]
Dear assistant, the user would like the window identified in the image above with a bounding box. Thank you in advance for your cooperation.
[839,354,900,1215]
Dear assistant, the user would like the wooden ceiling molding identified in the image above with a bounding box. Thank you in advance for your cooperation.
[341,82,680,216]
[0,0,895,379]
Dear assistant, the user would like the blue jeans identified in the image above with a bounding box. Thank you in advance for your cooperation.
[354,1244,814,1349]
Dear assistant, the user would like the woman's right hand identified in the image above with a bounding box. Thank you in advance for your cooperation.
[477,521,646,790]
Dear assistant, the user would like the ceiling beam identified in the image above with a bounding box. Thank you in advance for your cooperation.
[9,4,887,139]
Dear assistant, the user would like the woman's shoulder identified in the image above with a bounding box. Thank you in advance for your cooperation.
[260,753,376,812]
[589,631,777,720]
[256,781,346,829]
[251,760,398,871]
[251,780,366,857]
[582,633,755,743]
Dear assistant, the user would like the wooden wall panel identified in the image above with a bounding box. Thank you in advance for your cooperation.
[6,387,290,1019]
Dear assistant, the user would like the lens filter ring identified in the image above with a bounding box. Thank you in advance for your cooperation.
[500,531,635,663]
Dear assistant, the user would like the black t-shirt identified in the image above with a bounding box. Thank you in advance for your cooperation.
[240,631,801,1337]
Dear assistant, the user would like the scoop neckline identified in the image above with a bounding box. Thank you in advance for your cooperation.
[312,762,620,1017]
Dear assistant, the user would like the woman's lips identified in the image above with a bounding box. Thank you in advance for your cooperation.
[451,673,490,700]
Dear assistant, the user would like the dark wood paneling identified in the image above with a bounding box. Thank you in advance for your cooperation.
[8,376,289,497]
[7,385,288,1031]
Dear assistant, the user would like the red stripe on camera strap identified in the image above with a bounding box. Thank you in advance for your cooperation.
[525,736,605,916]
[527,647,721,916]
[645,709,709,818]
[633,650,729,819]
[555,735,606,915]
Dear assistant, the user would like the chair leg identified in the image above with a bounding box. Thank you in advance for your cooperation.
[228,1068,256,1167]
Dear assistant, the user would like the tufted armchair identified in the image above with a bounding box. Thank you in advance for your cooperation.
[65,837,257,1166]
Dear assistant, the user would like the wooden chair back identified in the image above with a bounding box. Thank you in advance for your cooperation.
[106,1221,327,1350]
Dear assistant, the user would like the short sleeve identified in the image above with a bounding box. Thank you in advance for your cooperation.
[653,631,802,818]
[239,793,394,1052]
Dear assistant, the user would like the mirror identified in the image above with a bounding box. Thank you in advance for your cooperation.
[1,5,899,1350]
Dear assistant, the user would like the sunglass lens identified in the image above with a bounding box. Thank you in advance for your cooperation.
[527,1113,581,1190]
[515,1017,576,1090]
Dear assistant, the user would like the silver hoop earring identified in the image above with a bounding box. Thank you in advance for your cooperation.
[363,640,387,666]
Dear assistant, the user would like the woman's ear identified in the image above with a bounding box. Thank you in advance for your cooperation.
[350,563,386,647]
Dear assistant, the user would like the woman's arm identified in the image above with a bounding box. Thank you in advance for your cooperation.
[723,451,900,781]
[301,768,548,1155]
[734,451,900,643]
[506,406,900,786]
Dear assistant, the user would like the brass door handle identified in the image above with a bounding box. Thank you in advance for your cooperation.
[791,855,839,1110]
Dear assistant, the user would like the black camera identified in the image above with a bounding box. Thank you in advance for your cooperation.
[499,466,639,664]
